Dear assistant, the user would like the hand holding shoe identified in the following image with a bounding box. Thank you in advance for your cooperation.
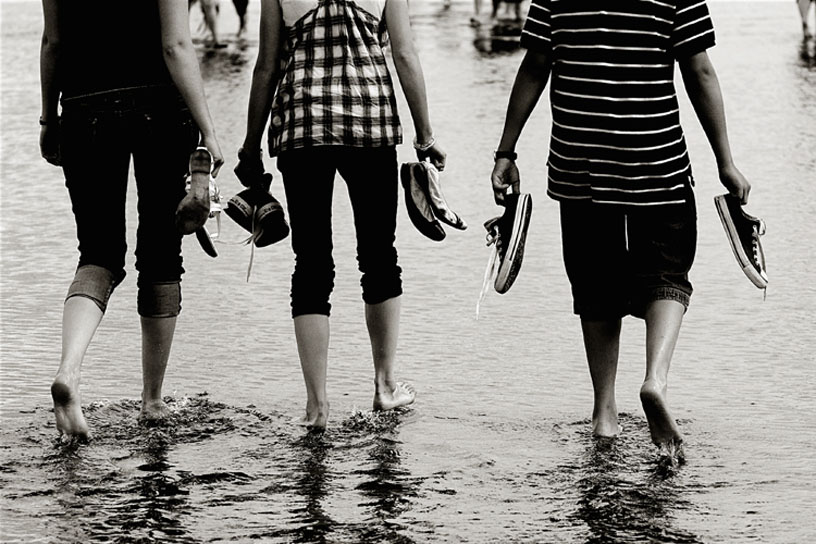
[491,158,520,206]
[235,147,272,190]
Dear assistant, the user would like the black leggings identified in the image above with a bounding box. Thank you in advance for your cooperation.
[276,146,403,317]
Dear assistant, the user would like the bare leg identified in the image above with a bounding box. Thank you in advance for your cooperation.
[139,316,176,420]
[580,319,622,437]
[368,297,415,411]
[294,314,330,429]
[52,297,103,440]
[640,299,684,447]
[200,0,223,47]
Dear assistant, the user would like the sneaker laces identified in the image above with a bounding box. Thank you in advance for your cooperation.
[198,177,265,281]
[752,219,768,300]
[476,218,501,319]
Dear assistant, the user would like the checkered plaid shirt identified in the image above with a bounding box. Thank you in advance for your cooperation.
[268,0,403,156]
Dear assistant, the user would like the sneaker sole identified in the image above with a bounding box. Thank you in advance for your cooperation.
[495,193,532,294]
[714,195,768,288]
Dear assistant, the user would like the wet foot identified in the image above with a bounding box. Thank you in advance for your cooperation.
[373,382,416,411]
[51,378,89,441]
[139,399,172,421]
[591,412,620,438]
[640,378,682,448]
[176,148,212,234]
[295,401,328,430]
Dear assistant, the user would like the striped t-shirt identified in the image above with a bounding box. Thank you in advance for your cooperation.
[520,0,716,206]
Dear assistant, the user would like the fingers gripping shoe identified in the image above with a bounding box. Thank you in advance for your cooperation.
[714,194,768,289]
[176,147,213,235]
[226,150,289,247]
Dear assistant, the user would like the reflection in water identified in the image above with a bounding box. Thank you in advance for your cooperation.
[289,432,336,544]
[350,412,420,543]
[799,36,816,69]
[471,17,523,55]
[44,414,196,542]
[572,435,702,544]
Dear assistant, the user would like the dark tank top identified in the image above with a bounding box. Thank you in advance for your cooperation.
[58,2,174,98]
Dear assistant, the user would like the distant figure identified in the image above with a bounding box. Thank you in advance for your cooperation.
[490,0,751,452]
[39,0,224,440]
[237,0,446,429]
[798,0,815,38]
[190,0,225,47]
[189,0,248,46]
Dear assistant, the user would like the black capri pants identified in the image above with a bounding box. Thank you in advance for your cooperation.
[276,146,403,318]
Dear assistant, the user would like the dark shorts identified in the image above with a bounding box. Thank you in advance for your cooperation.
[559,189,697,320]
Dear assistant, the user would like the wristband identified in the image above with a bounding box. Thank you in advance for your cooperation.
[39,117,57,126]
[493,150,517,162]
[413,136,435,152]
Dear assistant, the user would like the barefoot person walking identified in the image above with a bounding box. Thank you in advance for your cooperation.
[238,0,445,428]
[490,0,751,449]
[39,0,223,440]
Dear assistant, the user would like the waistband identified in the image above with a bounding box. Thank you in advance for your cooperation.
[61,85,185,113]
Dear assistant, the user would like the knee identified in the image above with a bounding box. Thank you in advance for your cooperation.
[291,257,335,318]
[65,264,125,313]
[361,262,402,305]
[137,281,181,318]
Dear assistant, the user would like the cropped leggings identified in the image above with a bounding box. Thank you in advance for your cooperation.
[60,87,200,317]
[276,146,403,318]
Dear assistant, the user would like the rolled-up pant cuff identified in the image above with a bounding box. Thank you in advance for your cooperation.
[137,281,181,318]
[65,264,122,313]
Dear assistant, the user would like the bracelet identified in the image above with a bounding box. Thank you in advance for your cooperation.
[493,150,518,162]
[39,116,58,126]
[413,136,435,152]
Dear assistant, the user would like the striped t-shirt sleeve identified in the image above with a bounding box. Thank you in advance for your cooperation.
[671,0,716,59]
[519,0,551,53]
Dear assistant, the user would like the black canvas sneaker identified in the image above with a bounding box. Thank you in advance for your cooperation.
[488,192,533,294]
[715,194,768,289]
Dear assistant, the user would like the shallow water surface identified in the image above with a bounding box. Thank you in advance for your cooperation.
[2,1,815,542]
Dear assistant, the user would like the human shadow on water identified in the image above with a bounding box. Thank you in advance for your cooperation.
[570,422,704,544]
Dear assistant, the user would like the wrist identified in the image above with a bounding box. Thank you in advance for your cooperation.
[39,116,59,126]
[413,135,436,152]
[493,149,517,162]
[238,146,262,161]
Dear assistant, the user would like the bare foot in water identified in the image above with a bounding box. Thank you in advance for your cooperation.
[373,382,416,411]
[592,411,620,438]
[640,378,682,447]
[139,399,172,422]
[295,400,329,430]
[51,378,89,441]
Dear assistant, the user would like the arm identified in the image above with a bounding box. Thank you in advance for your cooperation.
[39,0,61,165]
[158,0,224,175]
[491,49,551,204]
[235,0,282,185]
[384,0,446,170]
[679,51,750,203]
[242,0,282,151]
